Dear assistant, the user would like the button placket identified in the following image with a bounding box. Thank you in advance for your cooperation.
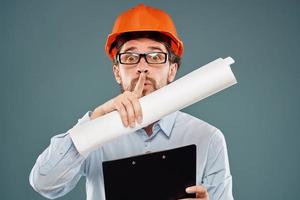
[144,140,151,153]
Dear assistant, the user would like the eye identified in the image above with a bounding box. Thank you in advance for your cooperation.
[152,55,159,60]
[121,53,139,63]
[147,52,165,63]
[127,56,136,62]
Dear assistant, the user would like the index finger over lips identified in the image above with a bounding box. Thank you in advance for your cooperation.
[133,72,146,97]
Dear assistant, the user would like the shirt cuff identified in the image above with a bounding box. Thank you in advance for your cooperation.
[77,111,92,125]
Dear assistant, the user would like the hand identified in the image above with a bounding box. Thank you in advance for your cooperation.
[90,72,146,128]
[179,185,209,200]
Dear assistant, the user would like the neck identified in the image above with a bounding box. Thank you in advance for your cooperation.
[143,123,155,136]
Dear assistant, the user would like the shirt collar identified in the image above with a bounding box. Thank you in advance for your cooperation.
[157,111,178,138]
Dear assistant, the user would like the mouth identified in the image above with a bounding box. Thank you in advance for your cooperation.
[144,81,153,85]
[130,78,155,92]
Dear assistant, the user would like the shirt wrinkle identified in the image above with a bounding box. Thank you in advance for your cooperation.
[29,110,234,200]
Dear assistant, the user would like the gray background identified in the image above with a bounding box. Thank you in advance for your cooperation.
[1,0,299,199]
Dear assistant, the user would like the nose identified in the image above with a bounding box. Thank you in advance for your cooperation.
[136,56,149,74]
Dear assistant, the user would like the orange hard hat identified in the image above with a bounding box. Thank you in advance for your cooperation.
[105,3,184,60]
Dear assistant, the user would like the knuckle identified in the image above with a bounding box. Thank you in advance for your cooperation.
[119,106,125,113]
[116,103,125,112]
[124,91,131,96]
[131,96,139,104]
[128,92,136,99]
[132,92,138,98]
[129,116,135,122]
[123,101,130,107]
[132,93,139,100]
[120,110,127,118]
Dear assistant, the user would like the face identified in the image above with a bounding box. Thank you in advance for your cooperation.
[113,38,178,96]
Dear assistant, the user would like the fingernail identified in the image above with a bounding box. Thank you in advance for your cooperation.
[138,117,142,124]
[130,122,135,128]
[186,187,191,193]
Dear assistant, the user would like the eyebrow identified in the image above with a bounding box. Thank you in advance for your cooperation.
[148,46,164,52]
[122,46,165,53]
[122,47,137,52]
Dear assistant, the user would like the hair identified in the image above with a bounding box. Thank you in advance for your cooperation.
[110,31,182,68]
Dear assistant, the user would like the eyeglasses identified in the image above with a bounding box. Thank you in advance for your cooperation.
[117,52,168,65]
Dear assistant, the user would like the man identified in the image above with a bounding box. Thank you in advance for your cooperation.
[29,4,234,200]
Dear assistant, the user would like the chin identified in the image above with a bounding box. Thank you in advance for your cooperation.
[143,87,157,96]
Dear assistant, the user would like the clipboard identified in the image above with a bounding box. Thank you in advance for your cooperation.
[102,144,196,200]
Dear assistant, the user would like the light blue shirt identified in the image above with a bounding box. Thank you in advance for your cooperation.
[29,111,234,200]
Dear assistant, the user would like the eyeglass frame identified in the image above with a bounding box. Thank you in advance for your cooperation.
[116,52,168,65]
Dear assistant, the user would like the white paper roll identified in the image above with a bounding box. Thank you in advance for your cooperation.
[70,57,237,157]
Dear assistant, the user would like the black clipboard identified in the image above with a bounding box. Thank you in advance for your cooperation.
[102,144,196,200]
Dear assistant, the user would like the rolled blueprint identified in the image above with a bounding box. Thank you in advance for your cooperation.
[70,57,237,157]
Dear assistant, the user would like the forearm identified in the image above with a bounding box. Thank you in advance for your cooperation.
[29,112,92,199]
[29,133,85,199]
[203,129,234,200]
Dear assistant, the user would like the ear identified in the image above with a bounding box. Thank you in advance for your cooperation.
[113,64,122,84]
[167,63,178,83]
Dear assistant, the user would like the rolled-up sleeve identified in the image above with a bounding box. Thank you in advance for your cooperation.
[203,129,234,200]
[29,111,92,199]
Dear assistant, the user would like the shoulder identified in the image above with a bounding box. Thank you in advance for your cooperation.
[175,111,218,132]
[173,111,225,143]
